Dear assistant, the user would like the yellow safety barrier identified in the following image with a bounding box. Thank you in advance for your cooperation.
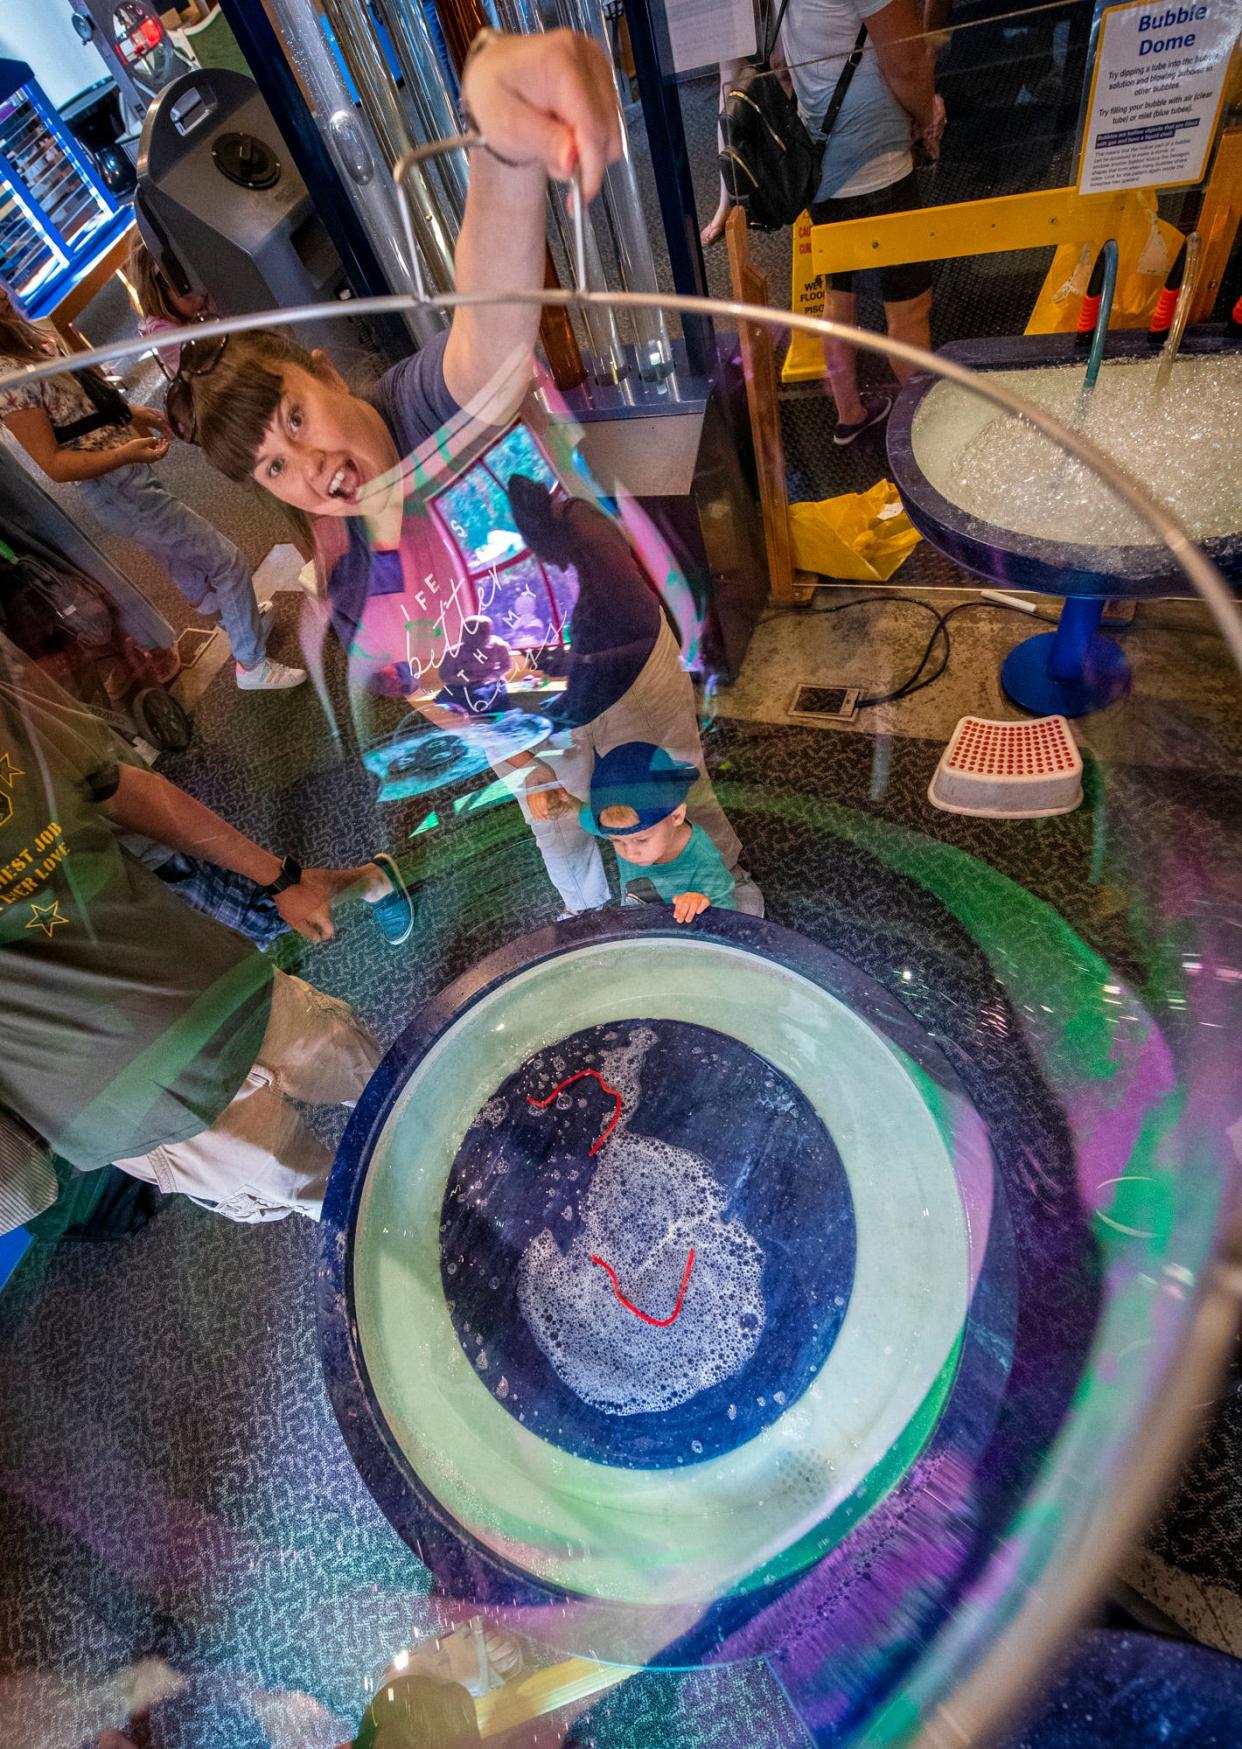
[783,126,1242,381]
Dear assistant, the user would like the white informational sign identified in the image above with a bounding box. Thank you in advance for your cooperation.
[1077,0,1239,193]
[665,0,757,75]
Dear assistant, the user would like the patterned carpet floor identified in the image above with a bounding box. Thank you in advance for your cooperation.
[2,612,1239,1745]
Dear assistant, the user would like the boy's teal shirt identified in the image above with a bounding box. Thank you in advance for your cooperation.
[580,811,736,909]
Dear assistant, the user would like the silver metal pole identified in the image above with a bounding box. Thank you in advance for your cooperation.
[488,0,624,382]
[372,0,470,226]
[322,0,458,300]
[553,0,673,378]
[258,0,443,340]
[559,169,628,383]
[15,289,1239,670]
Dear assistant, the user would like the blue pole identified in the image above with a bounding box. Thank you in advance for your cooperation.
[1048,596,1104,681]
[1082,238,1119,395]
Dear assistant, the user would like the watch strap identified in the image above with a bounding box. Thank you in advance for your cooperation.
[262,854,302,897]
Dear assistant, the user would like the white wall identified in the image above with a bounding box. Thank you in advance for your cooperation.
[0,1,110,110]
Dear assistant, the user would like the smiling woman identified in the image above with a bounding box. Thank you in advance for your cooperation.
[172,314,759,923]
[166,326,406,512]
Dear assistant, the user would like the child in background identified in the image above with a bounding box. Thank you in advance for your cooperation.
[128,237,214,378]
[582,741,735,923]
[0,282,303,693]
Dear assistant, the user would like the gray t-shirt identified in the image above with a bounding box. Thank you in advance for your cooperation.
[0,642,272,1169]
[782,0,913,199]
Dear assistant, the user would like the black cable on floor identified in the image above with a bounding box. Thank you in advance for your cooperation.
[760,594,946,629]
[761,591,1061,711]
[859,599,1062,708]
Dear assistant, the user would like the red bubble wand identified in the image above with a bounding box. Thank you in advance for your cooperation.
[526,1069,695,1325]
[526,1068,622,1156]
[588,1246,696,1327]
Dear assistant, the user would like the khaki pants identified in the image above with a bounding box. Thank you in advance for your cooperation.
[551,621,762,915]
[115,970,381,1223]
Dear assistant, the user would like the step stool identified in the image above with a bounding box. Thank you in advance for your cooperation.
[929,715,1083,818]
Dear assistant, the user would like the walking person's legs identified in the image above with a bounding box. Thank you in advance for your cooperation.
[810,175,933,442]
[80,466,304,687]
[882,285,932,378]
[822,286,867,424]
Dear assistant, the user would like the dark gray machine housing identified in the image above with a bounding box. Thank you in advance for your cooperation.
[136,67,343,316]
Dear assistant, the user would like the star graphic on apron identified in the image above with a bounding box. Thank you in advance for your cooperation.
[0,751,23,788]
[25,898,68,939]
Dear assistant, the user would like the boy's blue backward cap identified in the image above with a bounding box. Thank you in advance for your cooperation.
[586,741,698,836]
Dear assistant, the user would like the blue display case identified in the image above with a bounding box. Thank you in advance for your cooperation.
[0,58,129,316]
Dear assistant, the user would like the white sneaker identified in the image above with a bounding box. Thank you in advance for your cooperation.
[236,654,306,691]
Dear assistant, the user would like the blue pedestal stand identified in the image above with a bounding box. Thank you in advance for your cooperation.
[1001,597,1131,717]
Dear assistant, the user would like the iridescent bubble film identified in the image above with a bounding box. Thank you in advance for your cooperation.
[1,30,1240,1749]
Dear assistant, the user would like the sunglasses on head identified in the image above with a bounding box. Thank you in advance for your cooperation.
[165,333,229,444]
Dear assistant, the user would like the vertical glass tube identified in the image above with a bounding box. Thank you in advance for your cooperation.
[578,204,629,383]
[436,0,588,390]
[261,0,443,340]
[553,0,673,378]
[322,0,458,300]
[490,0,627,381]
[372,0,470,227]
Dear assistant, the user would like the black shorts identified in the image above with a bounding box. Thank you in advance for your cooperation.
[809,173,934,303]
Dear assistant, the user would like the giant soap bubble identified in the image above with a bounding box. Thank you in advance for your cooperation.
[1,265,1239,1749]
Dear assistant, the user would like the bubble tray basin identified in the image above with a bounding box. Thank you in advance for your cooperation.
[887,329,1242,598]
[317,909,1001,1668]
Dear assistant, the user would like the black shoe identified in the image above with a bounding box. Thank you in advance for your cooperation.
[833,393,893,446]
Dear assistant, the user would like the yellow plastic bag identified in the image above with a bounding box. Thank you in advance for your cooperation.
[788,480,921,582]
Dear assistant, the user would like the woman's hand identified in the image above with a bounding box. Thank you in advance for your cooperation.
[130,403,171,438]
[461,28,621,198]
[672,891,710,924]
[117,432,170,466]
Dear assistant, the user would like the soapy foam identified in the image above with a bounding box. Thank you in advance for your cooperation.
[518,1132,767,1416]
[928,353,1242,547]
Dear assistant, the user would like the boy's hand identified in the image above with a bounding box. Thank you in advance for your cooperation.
[672,891,711,924]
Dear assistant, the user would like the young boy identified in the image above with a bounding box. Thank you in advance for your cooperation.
[582,742,735,923]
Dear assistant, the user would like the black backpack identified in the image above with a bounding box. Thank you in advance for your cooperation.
[719,3,867,232]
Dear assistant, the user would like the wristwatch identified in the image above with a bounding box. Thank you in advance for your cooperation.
[261,854,303,897]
